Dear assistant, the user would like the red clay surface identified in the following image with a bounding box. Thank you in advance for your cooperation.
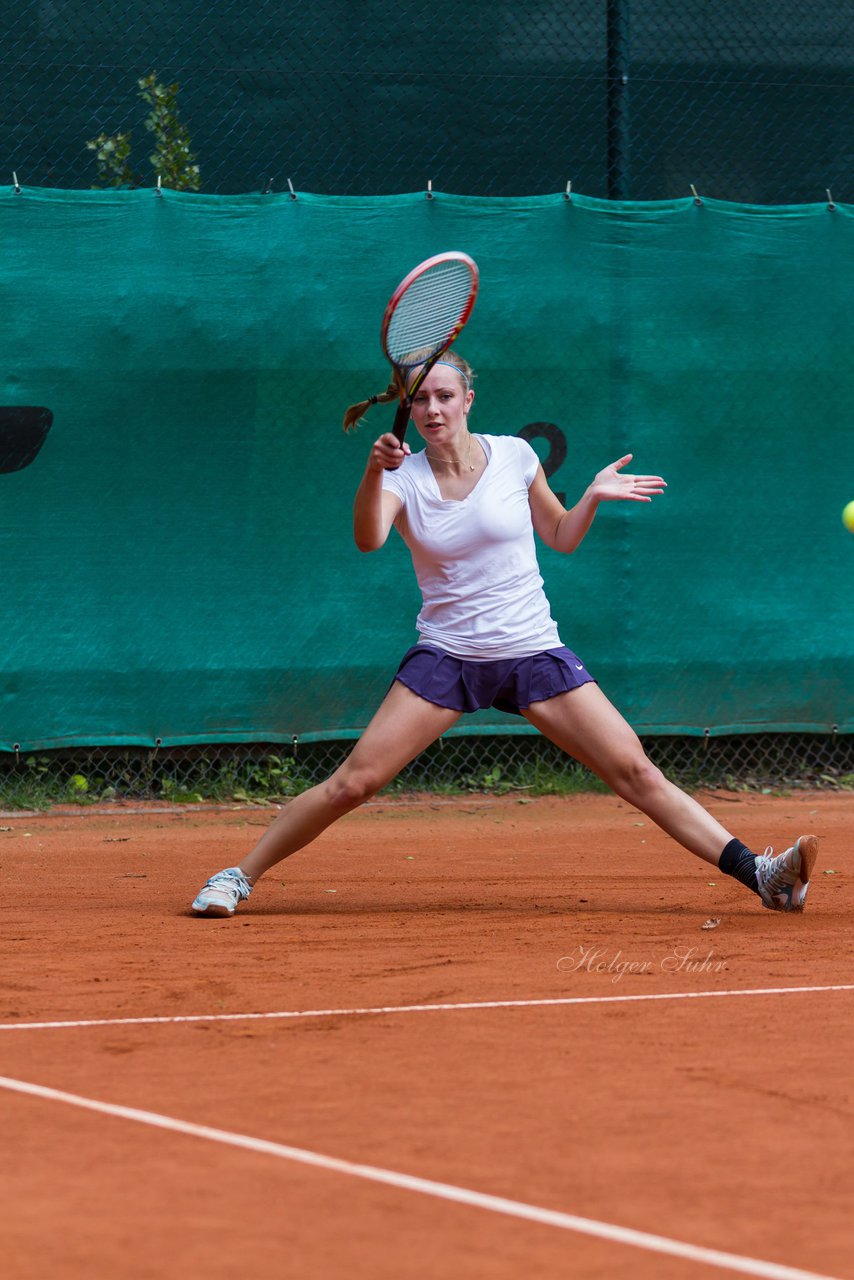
[1,790,852,1280]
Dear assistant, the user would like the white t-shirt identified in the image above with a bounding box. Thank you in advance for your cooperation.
[381,433,562,660]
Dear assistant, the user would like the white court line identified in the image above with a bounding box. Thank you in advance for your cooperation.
[1,983,852,1033]
[0,1074,842,1280]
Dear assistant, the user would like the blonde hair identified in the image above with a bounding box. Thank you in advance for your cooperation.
[342,349,475,432]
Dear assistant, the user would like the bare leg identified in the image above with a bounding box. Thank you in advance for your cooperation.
[240,682,461,882]
[524,684,733,867]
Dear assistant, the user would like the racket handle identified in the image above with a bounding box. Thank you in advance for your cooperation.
[391,398,411,444]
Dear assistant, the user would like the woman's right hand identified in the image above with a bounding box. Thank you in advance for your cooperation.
[355,435,405,551]
[369,432,411,472]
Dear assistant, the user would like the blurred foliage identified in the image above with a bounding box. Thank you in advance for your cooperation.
[87,71,200,190]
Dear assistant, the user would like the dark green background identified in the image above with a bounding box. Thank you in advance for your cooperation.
[1,187,852,749]
[3,1,853,203]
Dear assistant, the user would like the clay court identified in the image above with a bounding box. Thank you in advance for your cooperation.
[1,789,852,1279]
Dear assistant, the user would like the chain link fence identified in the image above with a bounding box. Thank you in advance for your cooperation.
[2,734,853,811]
[3,1,853,201]
[3,3,852,806]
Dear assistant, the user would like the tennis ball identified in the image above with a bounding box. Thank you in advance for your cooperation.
[843,500,854,533]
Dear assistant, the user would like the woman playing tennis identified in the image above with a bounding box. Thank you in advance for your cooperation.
[192,351,818,917]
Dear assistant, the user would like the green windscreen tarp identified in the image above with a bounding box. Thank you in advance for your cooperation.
[1,187,853,749]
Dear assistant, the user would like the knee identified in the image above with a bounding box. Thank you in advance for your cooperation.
[323,767,380,815]
[610,753,666,801]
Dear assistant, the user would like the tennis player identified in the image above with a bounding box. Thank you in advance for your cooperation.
[192,352,818,917]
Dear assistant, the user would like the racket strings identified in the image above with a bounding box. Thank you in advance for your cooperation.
[385,262,474,365]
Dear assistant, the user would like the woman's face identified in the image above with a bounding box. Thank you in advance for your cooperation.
[408,364,474,445]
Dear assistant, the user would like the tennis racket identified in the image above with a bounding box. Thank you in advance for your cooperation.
[0,407,53,474]
[381,251,479,444]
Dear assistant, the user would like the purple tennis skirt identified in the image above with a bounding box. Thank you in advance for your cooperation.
[393,644,595,715]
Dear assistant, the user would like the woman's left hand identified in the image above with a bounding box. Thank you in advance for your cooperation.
[591,454,667,502]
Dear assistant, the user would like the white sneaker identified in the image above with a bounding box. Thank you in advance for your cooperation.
[755,835,819,912]
[192,866,252,917]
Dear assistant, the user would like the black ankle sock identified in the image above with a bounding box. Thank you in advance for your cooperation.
[719,838,759,896]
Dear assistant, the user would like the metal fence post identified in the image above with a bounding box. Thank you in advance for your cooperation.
[607,0,630,200]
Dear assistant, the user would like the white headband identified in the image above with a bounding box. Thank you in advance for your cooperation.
[406,359,470,390]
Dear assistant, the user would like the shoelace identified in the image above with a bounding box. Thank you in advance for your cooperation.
[757,846,792,895]
[210,869,250,899]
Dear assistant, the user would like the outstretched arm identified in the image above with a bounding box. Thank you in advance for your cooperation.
[353,432,407,552]
[529,454,666,554]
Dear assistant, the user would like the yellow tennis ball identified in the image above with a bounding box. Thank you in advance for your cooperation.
[844,500,854,533]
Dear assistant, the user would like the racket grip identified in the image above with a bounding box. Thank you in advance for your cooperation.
[391,399,411,444]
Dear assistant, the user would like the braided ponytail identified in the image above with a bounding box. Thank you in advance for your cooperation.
[342,382,399,433]
[342,351,475,432]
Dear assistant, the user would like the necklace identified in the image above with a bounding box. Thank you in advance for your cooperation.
[424,434,475,472]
